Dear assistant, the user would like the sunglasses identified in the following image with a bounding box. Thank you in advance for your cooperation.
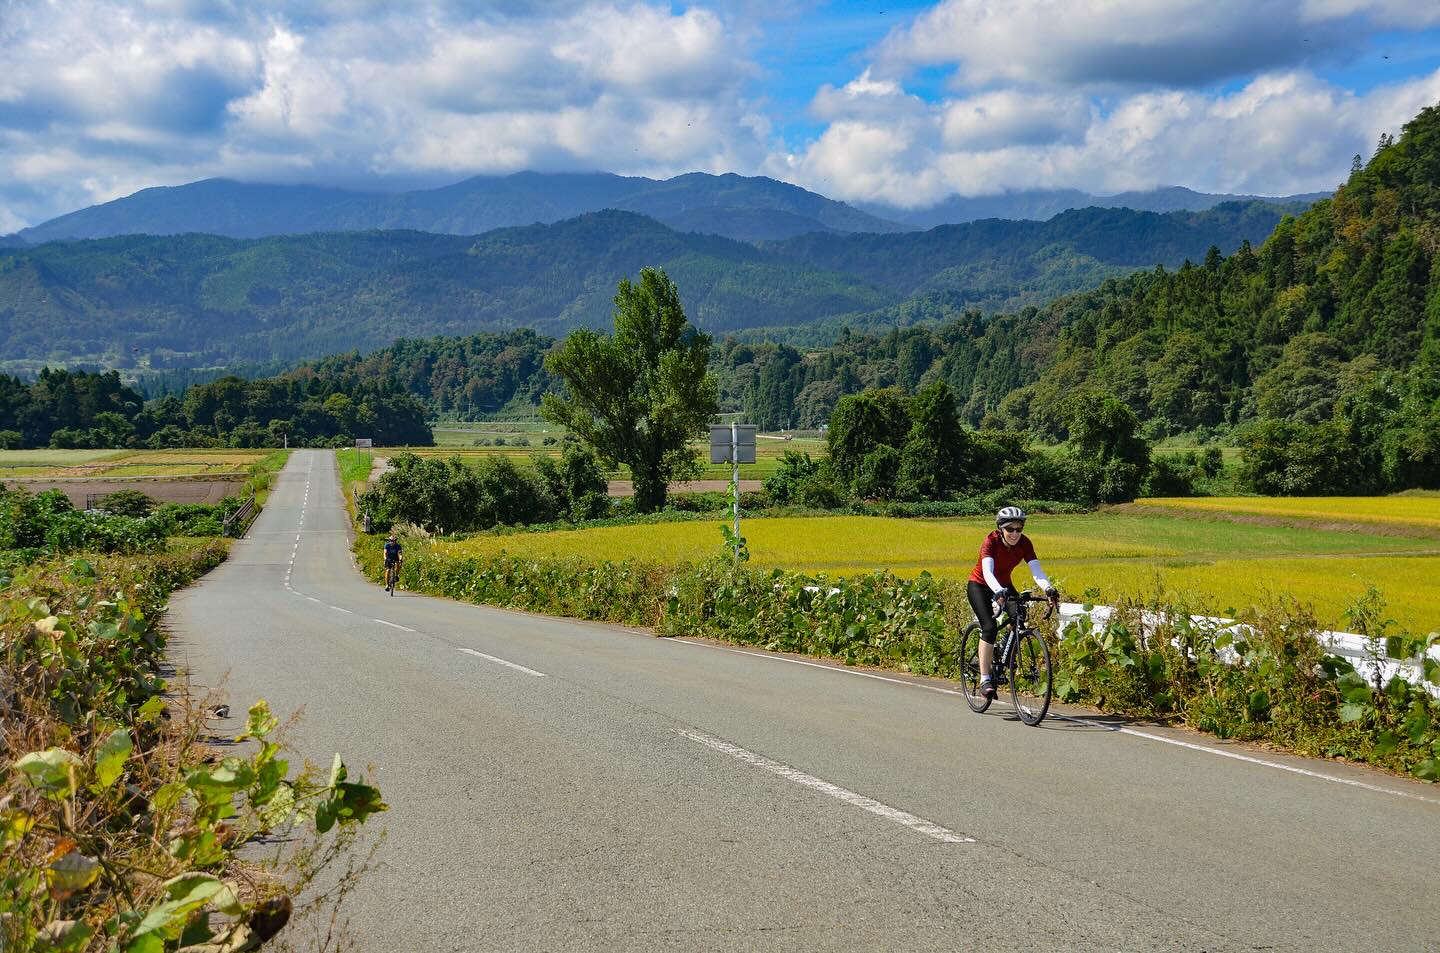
[1000,524,1025,533]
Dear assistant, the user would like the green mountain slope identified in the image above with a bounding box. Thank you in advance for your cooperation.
[0,212,893,369]
[723,103,1440,493]
[0,199,1294,371]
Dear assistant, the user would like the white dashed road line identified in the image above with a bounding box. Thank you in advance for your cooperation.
[374,619,416,632]
[676,728,974,844]
[669,638,1440,807]
[457,647,547,677]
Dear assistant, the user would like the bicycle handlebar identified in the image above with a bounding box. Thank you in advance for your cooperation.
[1005,589,1057,620]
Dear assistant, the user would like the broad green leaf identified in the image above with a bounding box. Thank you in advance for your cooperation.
[131,875,236,940]
[137,696,167,724]
[46,851,101,896]
[1411,758,1438,782]
[314,798,338,835]
[1374,731,1401,755]
[152,780,187,814]
[169,830,225,867]
[1405,710,1432,745]
[163,873,242,916]
[88,621,122,641]
[1339,702,1366,723]
[1336,672,1372,704]
[34,919,94,952]
[250,757,287,807]
[124,932,168,953]
[94,728,133,791]
[186,759,255,805]
[258,781,298,830]
[328,779,388,830]
[15,749,84,798]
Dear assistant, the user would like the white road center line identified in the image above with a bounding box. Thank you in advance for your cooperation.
[374,619,416,632]
[676,728,973,844]
[457,647,547,677]
[669,638,1440,806]
[330,606,353,615]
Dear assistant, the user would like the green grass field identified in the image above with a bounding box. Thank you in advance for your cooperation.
[438,505,1440,634]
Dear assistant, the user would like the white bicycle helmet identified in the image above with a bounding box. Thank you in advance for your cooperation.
[995,506,1027,528]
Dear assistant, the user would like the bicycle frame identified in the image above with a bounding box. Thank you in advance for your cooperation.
[993,594,1051,678]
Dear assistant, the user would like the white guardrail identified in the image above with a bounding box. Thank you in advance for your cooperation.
[1056,602,1440,698]
[796,585,1439,697]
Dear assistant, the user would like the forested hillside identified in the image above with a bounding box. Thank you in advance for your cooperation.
[0,202,1289,371]
[732,104,1440,492]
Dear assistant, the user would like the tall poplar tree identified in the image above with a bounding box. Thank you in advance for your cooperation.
[541,268,719,513]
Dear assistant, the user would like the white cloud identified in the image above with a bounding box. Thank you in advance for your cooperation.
[0,0,768,229]
[781,67,1440,207]
[941,91,1091,149]
[874,0,1437,89]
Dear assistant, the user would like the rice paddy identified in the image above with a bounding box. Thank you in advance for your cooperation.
[0,449,275,479]
[440,504,1440,634]
[1135,494,1440,531]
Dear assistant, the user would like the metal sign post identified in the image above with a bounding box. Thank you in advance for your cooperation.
[710,424,757,564]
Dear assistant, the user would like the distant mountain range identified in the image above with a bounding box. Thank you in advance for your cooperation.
[13,172,915,246]
[9,173,1324,247]
[0,202,1295,371]
[860,185,1328,227]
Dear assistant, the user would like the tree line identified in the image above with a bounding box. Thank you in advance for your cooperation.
[0,366,432,449]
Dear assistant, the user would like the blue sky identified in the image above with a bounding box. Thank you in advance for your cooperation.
[3,0,1440,231]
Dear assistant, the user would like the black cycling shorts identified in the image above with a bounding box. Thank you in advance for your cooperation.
[967,580,1000,644]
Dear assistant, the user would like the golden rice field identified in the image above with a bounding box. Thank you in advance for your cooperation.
[440,508,1440,634]
[1136,494,1440,531]
[0,449,273,479]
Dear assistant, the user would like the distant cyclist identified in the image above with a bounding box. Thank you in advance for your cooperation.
[383,532,403,594]
[967,507,1058,699]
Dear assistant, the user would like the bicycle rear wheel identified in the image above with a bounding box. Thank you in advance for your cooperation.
[1009,630,1053,726]
[957,624,991,713]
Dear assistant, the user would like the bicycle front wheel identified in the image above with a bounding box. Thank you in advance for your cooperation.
[1009,630,1053,726]
[957,623,991,713]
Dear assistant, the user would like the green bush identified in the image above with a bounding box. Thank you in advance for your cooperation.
[97,488,156,517]
[0,486,167,555]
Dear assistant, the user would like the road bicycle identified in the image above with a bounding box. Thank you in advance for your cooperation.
[384,561,400,595]
[957,590,1055,726]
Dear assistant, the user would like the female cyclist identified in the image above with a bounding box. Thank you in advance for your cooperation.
[967,506,1058,699]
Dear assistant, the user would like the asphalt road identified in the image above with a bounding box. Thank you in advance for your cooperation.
[168,450,1440,952]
